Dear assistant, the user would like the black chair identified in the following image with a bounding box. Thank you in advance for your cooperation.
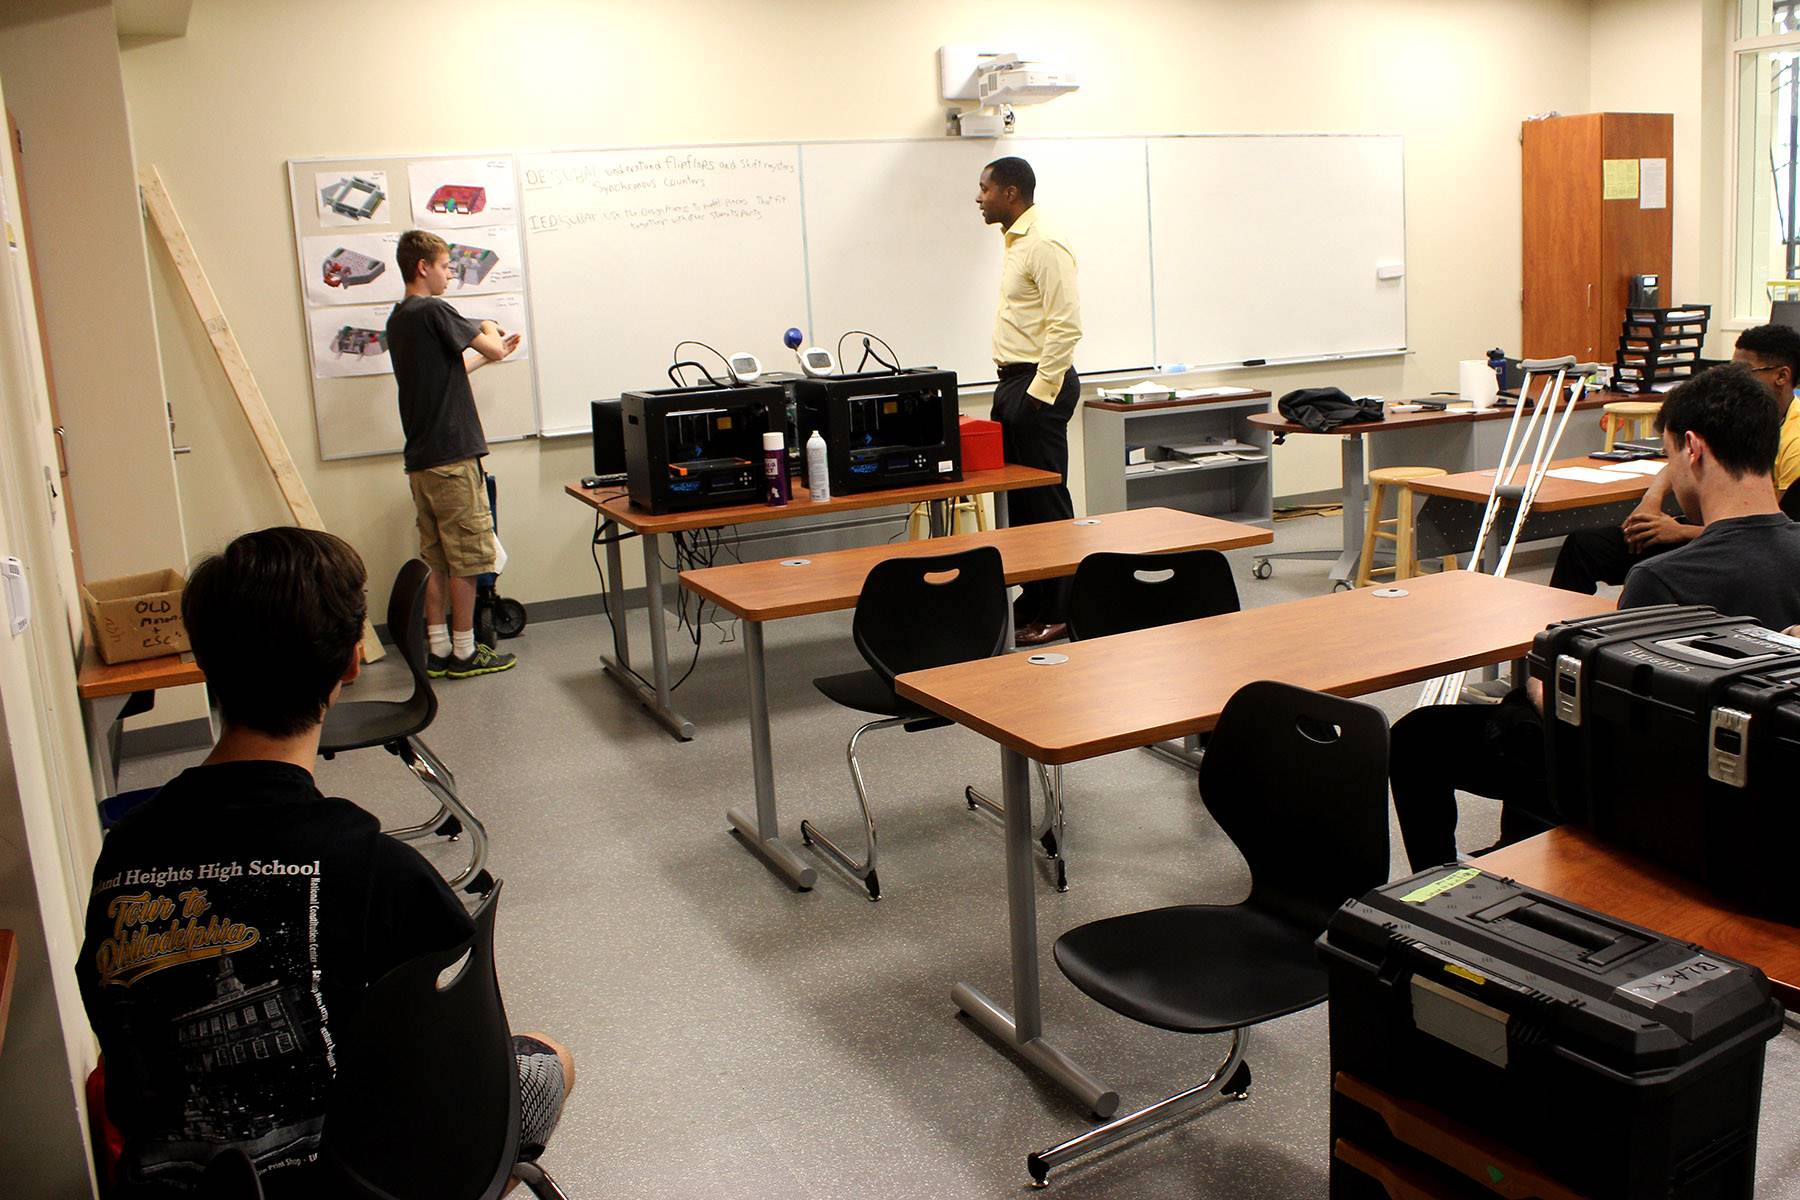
[198,1148,263,1199]
[967,549,1243,889]
[321,879,567,1199]
[803,546,1009,900]
[319,560,488,892]
[1781,478,1800,521]
[1027,681,1389,1185]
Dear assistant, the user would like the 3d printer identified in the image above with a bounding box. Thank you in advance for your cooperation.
[790,368,963,494]
[621,383,787,513]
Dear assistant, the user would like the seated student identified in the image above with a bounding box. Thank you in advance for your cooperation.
[1550,322,1800,594]
[1390,364,1800,870]
[76,528,572,1197]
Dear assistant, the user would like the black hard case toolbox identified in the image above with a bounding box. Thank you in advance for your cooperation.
[1320,867,1783,1199]
[1528,605,1800,921]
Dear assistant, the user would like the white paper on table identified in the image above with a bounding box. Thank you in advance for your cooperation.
[1546,466,1629,484]
[1601,459,1666,476]
[1640,158,1667,210]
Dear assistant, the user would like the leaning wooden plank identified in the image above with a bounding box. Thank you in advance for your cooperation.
[138,164,384,663]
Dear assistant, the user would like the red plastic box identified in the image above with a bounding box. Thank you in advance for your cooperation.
[959,415,1004,471]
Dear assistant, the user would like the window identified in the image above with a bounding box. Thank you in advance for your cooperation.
[243,1005,257,1024]
[1732,1,1800,320]
[263,999,280,1019]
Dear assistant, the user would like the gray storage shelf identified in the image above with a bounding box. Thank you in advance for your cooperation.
[1081,390,1274,528]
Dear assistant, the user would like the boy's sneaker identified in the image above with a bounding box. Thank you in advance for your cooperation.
[426,653,452,679]
[444,643,517,679]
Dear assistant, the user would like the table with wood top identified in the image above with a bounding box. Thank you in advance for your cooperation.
[77,651,207,801]
[567,464,1061,742]
[1472,827,1800,1011]
[681,507,1273,891]
[1245,392,1619,585]
[894,570,1614,1115]
[1405,455,1662,573]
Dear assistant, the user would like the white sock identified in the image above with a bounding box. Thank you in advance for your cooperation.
[452,628,476,660]
[428,623,451,658]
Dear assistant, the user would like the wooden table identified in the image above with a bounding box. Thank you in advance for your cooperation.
[894,571,1614,1114]
[567,464,1061,741]
[1406,455,1660,573]
[681,507,1272,891]
[77,651,207,800]
[1246,392,1618,585]
[1473,827,1800,1011]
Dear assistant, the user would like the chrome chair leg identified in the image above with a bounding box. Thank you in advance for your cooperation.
[396,736,488,891]
[513,1160,570,1200]
[1027,1027,1251,1186]
[378,798,457,844]
[801,716,903,901]
[966,760,1068,891]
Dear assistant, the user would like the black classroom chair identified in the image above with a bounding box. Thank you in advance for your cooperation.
[1781,478,1800,521]
[803,546,1009,900]
[966,548,1243,890]
[319,559,489,892]
[197,1148,263,1199]
[1026,680,1389,1185]
[321,879,568,1199]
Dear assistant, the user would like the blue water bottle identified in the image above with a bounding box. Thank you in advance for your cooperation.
[1487,347,1507,392]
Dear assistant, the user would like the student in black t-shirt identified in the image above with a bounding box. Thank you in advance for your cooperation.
[1388,364,1800,871]
[77,528,573,1196]
[386,229,521,680]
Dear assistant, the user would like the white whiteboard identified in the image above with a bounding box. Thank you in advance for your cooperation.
[1148,136,1407,365]
[798,138,1155,389]
[521,146,809,435]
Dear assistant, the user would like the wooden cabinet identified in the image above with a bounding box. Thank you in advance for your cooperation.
[1522,113,1673,363]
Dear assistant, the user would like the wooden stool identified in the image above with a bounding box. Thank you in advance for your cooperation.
[1601,400,1661,450]
[907,496,987,539]
[1356,466,1456,587]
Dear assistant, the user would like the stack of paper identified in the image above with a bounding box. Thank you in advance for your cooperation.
[1096,381,1176,403]
[1601,459,1666,476]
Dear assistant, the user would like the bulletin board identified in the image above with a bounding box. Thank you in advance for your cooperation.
[286,154,538,460]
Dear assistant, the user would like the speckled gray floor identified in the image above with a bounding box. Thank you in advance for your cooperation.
[121,514,1800,1198]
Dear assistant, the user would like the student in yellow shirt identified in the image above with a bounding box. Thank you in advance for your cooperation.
[977,156,1084,646]
[1550,322,1800,594]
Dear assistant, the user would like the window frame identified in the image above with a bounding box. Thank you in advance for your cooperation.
[1726,6,1800,328]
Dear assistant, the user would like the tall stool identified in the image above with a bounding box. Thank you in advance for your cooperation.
[907,496,987,539]
[1355,466,1454,588]
[1601,400,1661,450]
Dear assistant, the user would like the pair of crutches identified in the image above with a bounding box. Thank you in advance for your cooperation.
[1417,354,1601,707]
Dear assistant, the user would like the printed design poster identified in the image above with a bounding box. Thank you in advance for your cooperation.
[315,170,390,227]
[441,224,524,296]
[407,158,518,228]
[446,291,531,363]
[307,301,396,378]
[301,232,403,307]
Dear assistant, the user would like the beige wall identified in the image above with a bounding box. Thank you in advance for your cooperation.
[115,0,1608,615]
[1589,0,1733,354]
[0,0,186,583]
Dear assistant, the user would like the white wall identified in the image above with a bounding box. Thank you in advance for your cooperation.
[1589,0,1733,354]
[0,0,186,583]
[117,0,1600,617]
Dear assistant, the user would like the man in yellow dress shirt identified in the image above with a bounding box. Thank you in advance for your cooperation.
[978,156,1083,646]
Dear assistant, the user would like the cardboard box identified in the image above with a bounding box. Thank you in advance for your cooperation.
[82,569,189,665]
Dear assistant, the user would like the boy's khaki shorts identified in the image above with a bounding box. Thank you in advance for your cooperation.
[408,458,498,577]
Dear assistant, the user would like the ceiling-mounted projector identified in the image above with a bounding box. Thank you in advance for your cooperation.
[975,54,1079,106]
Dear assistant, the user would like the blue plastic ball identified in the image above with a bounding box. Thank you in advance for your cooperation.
[783,327,804,349]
